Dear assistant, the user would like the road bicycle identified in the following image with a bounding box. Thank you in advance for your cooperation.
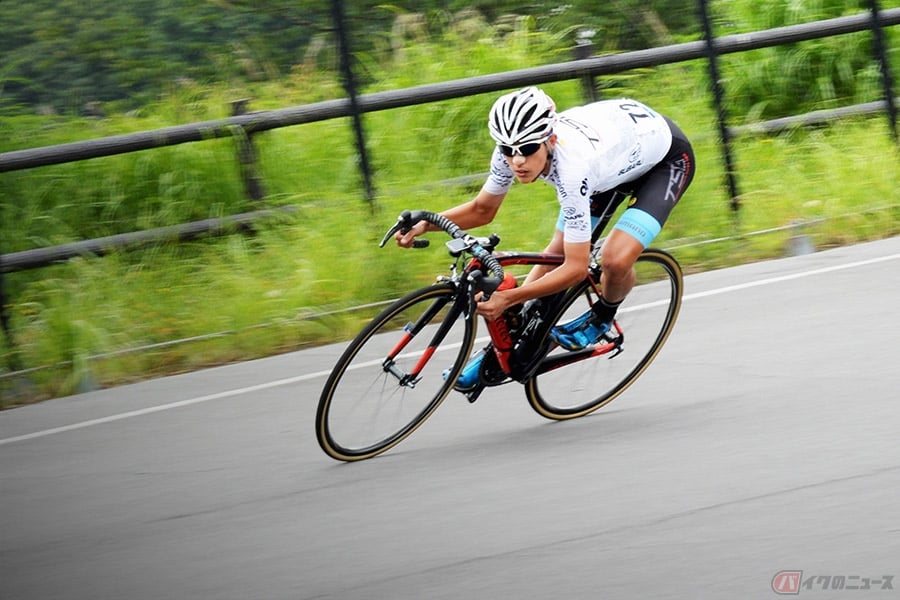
[316,208,683,461]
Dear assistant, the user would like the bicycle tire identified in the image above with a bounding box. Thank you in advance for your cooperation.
[316,283,476,461]
[525,248,683,419]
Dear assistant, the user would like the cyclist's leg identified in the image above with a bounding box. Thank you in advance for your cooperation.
[549,197,627,350]
[551,227,637,351]
[597,230,642,303]
[553,210,663,350]
[552,126,694,351]
[602,119,695,304]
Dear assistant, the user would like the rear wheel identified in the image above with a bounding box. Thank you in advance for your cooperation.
[525,248,682,419]
[316,283,476,461]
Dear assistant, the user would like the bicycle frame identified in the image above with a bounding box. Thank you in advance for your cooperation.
[463,250,624,385]
[375,206,636,395]
[378,202,629,397]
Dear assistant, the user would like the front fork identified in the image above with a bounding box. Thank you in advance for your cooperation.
[381,287,469,388]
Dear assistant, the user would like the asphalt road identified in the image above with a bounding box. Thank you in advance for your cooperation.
[3,237,900,599]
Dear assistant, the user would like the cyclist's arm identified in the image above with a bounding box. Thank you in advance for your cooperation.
[438,189,505,230]
[395,189,505,247]
[475,238,591,321]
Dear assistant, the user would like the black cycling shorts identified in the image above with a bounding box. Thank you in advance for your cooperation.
[589,116,695,245]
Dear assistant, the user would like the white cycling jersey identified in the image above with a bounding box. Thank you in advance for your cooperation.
[482,98,674,244]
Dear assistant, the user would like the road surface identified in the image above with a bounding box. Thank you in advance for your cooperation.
[3,237,900,599]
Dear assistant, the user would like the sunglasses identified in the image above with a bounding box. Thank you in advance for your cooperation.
[497,141,544,157]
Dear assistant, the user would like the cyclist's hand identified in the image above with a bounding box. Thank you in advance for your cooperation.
[475,290,514,322]
[394,220,427,248]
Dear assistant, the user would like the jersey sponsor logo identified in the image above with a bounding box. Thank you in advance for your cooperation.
[617,144,643,176]
[664,154,691,204]
[547,159,559,181]
[563,208,589,231]
[617,159,643,176]
[628,146,641,162]
[616,219,648,238]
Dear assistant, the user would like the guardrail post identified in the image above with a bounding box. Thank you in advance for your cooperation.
[698,0,742,215]
[331,0,376,208]
[868,0,899,145]
[574,33,599,103]
[0,255,22,374]
[230,98,265,201]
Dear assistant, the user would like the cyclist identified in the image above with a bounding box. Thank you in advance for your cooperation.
[396,86,695,388]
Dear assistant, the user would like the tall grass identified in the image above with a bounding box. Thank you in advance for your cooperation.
[712,0,900,120]
[2,25,899,404]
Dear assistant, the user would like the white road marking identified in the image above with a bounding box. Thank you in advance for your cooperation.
[682,253,900,301]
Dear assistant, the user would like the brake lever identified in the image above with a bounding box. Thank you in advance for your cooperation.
[378,222,402,247]
[466,269,502,301]
[379,211,431,248]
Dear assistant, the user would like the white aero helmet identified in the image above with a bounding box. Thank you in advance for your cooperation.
[488,86,557,146]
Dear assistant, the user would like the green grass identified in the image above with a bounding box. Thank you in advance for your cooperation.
[2,47,899,405]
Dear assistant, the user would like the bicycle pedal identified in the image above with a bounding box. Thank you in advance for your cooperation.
[464,384,486,403]
[600,325,625,358]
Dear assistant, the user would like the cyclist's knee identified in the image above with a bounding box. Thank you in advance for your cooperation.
[600,231,643,278]
[600,253,636,281]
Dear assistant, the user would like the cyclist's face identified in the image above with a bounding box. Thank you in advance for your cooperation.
[504,135,555,183]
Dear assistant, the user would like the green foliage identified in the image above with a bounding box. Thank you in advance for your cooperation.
[0,1,704,115]
[0,0,319,112]
[1,130,250,251]
[2,2,900,403]
[3,0,894,121]
[712,0,900,120]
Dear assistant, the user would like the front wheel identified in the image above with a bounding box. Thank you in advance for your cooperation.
[316,283,476,461]
[525,248,682,420]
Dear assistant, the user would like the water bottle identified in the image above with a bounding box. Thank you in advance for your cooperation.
[485,272,521,372]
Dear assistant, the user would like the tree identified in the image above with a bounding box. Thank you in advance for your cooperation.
[0,0,712,114]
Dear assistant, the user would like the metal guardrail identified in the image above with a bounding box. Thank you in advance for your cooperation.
[728,98,900,136]
[0,208,295,274]
[2,8,899,276]
[1,9,898,174]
